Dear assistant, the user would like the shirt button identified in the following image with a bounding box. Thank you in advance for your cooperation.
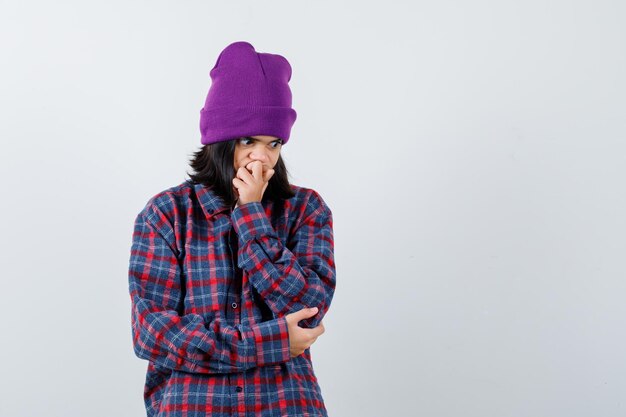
[236,386,243,392]
[231,302,238,309]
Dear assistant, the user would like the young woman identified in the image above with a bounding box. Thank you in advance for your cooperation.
[128,41,336,417]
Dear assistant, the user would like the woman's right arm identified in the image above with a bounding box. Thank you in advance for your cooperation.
[128,205,291,374]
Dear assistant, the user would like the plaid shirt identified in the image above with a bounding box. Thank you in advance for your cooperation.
[128,180,336,417]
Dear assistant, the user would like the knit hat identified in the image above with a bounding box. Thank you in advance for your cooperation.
[199,41,297,145]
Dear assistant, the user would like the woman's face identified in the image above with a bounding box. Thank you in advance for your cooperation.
[233,135,283,175]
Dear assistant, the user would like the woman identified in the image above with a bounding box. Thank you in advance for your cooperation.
[128,41,336,417]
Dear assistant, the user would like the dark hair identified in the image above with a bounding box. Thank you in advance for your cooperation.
[185,138,295,208]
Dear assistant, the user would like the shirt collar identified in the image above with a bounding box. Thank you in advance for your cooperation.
[192,181,232,218]
[190,180,276,219]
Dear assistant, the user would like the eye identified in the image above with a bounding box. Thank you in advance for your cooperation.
[271,141,282,149]
[239,137,253,145]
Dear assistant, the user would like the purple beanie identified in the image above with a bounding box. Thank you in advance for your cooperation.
[199,41,297,145]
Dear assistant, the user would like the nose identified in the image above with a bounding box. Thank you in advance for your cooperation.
[250,150,269,163]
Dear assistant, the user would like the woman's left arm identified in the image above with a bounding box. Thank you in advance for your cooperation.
[231,192,336,329]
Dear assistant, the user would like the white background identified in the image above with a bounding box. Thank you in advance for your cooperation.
[1,1,625,416]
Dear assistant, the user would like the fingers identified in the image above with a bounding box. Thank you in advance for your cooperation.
[301,327,324,351]
[252,161,263,179]
[244,161,263,180]
[288,306,318,322]
[300,324,325,339]
[237,162,274,198]
[237,166,255,183]
[288,321,326,357]
[238,164,273,185]
[232,178,245,193]
[313,323,325,337]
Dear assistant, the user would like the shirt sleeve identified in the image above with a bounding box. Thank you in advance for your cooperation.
[231,192,336,329]
[128,205,291,374]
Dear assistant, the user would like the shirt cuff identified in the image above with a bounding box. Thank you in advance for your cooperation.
[243,316,291,367]
[231,201,277,245]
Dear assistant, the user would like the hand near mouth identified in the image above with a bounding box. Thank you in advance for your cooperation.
[233,160,275,207]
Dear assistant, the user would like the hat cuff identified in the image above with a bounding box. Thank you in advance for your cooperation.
[200,106,297,145]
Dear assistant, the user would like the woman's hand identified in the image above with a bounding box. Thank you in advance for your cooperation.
[285,307,325,357]
[233,160,275,206]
